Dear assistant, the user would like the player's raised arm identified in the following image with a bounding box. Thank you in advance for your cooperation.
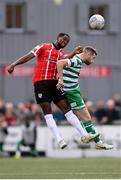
[7,52,35,74]
[56,59,70,89]
[64,46,83,59]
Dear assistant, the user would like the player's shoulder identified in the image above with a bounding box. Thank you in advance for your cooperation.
[75,54,80,59]
[43,43,55,50]
[37,42,52,48]
[71,54,83,65]
[43,42,53,47]
[71,54,80,61]
[74,55,82,61]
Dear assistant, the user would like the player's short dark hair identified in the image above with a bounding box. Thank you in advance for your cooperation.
[57,33,70,39]
[84,46,97,56]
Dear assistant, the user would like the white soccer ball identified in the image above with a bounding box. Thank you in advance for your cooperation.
[89,14,105,29]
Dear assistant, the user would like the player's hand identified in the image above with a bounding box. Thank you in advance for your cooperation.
[56,78,64,91]
[7,64,15,74]
[74,46,83,54]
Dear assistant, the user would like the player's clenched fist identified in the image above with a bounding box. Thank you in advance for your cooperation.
[7,64,15,74]
[74,46,83,54]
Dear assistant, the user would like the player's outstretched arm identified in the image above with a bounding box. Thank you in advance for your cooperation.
[7,52,35,74]
[64,46,83,59]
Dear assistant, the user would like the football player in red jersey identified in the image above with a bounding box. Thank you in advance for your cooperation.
[7,33,98,149]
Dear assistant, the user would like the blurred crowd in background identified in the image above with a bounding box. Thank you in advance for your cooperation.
[0,92,121,157]
[0,92,121,128]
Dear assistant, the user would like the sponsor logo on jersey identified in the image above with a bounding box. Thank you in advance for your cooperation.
[70,102,77,107]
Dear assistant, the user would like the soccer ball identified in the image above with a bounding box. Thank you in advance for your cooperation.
[89,14,105,29]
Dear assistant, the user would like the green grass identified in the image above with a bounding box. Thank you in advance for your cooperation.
[0,157,121,179]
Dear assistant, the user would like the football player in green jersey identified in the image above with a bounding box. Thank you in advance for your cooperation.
[57,46,113,150]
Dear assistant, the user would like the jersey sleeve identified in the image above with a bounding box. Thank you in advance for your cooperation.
[59,50,66,59]
[68,57,78,67]
[68,55,83,67]
[67,59,71,66]
[31,44,44,57]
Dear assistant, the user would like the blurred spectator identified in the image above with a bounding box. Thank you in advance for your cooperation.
[105,99,120,124]
[51,102,66,124]
[5,102,17,126]
[0,123,8,156]
[15,102,30,124]
[111,93,121,119]
[86,101,96,123]
[0,115,7,155]
[15,115,38,159]
[0,99,8,155]
[111,93,121,109]
[94,100,108,125]
[0,99,6,126]
[0,98,6,116]
[30,102,45,125]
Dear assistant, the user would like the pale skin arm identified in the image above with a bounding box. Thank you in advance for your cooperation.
[56,59,69,90]
[7,52,35,74]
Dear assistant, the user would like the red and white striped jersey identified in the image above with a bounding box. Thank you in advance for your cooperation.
[31,43,65,84]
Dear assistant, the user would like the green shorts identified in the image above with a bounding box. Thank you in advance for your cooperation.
[64,87,86,110]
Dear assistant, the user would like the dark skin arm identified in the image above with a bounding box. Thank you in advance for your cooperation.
[64,46,83,59]
[7,52,35,74]
[7,46,83,74]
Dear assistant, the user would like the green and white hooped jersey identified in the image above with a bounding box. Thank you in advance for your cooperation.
[63,55,84,91]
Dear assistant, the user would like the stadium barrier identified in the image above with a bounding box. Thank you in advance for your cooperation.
[3,125,121,158]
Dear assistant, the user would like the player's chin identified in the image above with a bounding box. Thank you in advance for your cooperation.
[61,43,67,48]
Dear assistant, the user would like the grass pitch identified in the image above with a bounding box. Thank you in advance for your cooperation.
[0,157,120,179]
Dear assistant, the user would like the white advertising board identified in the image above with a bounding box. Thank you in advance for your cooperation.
[3,125,121,157]
[36,126,121,157]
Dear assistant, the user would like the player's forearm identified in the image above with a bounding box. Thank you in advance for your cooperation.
[65,46,83,59]
[57,61,64,80]
[64,51,76,59]
[11,52,34,67]
[57,59,69,79]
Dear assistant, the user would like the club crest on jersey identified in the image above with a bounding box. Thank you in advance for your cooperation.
[38,93,42,98]
[60,52,64,56]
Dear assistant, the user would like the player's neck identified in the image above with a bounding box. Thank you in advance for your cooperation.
[79,54,86,63]
[53,42,61,50]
